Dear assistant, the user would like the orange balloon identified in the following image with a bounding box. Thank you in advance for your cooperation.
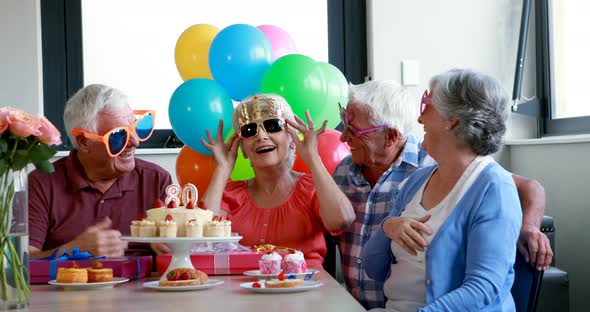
[176,146,216,195]
[292,129,350,175]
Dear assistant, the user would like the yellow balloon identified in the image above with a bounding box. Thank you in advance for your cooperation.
[175,24,219,81]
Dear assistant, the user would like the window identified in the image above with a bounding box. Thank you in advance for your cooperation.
[537,0,590,135]
[41,0,367,150]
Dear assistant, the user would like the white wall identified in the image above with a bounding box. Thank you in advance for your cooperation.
[369,1,587,310]
[367,0,538,140]
[0,0,44,115]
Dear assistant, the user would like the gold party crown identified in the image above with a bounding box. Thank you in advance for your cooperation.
[234,95,288,127]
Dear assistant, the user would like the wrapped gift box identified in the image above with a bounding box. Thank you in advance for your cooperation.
[30,256,153,284]
[156,250,287,276]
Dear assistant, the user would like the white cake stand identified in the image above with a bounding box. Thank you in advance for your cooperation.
[122,236,243,280]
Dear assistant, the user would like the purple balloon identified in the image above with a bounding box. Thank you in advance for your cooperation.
[257,25,297,61]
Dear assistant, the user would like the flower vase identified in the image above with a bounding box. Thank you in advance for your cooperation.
[0,168,29,310]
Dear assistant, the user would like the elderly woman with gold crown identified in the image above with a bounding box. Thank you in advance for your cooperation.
[200,94,355,268]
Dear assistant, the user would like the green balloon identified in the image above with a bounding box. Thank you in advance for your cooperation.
[260,54,328,125]
[317,62,349,129]
[225,130,254,181]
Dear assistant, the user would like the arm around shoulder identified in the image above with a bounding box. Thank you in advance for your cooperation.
[512,174,545,229]
[361,215,399,282]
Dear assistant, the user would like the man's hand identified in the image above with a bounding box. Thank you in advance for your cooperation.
[382,215,433,256]
[150,243,171,255]
[71,217,127,257]
[518,225,553,271]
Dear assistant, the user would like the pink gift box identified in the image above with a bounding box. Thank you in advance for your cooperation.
[29,256,153,284]
[156,251,287,276]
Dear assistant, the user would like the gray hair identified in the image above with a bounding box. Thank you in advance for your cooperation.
[64,84,130,148]
[348,80,419,136]
[429,69,508,155]
[232,94,296,169]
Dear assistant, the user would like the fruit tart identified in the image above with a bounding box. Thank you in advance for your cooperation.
[159,268,208,286]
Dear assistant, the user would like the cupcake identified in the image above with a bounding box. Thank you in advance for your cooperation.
[185,219,203,237]
[259,251,282,275]
[203,220,224,237]
[281,250,307,274]
[221,220,232,237]
[139,219,156,237]
[130,220,142,237]
[159,220,177,238]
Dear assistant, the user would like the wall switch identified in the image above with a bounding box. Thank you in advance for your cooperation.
[402,60,419,86]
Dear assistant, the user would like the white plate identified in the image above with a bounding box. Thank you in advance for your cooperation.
[143,279,224,291]
[48,277,129,290]
[240,280,322,293]
[242,269,320,279]
[121,236,243,243]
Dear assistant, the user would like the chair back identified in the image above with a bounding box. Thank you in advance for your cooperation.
[511,251,544,312]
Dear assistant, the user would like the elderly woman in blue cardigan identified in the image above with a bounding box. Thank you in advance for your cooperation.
[362,69,522,312]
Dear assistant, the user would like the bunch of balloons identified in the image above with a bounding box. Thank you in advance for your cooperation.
[169,23,350,187]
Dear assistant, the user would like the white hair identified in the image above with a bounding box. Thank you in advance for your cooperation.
[233,93,297,169]
[348,80,419,136]
[64,84,130,148]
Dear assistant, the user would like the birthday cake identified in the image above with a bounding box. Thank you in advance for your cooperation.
[145,183,214,237]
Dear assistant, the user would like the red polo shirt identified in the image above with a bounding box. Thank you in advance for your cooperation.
[28,150,172,253]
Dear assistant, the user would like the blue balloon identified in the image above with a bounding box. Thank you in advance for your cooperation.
[209,24,272,101]
[169,78,234,155]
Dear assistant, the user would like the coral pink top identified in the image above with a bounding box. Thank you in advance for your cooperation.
[221,174,326,268]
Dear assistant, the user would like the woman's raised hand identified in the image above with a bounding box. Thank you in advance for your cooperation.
[284,110,328,166]
[382,215,433,256]
[200,120,241,173]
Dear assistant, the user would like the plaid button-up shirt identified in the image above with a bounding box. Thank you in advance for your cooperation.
[333,135,433,310]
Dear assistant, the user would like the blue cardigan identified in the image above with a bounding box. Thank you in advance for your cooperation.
[362,162,522,312]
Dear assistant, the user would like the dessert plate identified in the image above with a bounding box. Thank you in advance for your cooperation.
[240,280,322,293]
[143,279,224,291]
[242,269,320,279]
[48,277,129,290]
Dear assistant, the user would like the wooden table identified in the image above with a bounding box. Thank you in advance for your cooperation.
[27,271,366,311]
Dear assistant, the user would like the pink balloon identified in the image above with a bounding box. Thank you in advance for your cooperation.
[257,25,297,61]
[292,129,351,175]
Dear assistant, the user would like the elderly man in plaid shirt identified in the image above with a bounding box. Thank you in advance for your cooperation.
[332,80,552,310]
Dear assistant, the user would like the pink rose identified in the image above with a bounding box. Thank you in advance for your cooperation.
[5,108,42,138]
[0,110,9,136]
[37,116,62,145]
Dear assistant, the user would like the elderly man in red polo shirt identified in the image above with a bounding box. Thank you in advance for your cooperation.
[28,84,172,258]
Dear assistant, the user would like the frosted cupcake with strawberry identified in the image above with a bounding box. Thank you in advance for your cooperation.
[185,219,203,237]
[259,251,282,275]
[159,215,177,238]
[138,219,156,237]
[130,216,143,237]
[281,250,307,274]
